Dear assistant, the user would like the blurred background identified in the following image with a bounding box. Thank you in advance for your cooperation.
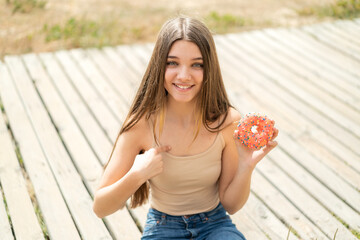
[1,0,360,60]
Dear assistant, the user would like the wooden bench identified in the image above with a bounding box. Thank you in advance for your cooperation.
[0,18,359,240]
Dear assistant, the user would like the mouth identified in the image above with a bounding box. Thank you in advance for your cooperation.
[173,83,194,90]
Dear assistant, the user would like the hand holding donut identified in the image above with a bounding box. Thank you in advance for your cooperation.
[233,113,278,168]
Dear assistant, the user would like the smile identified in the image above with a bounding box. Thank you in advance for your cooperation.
[173,83,193,90]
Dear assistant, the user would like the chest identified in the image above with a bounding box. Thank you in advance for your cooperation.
[158,125,218,157]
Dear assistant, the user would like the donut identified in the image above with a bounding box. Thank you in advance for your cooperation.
[236,113,274,149]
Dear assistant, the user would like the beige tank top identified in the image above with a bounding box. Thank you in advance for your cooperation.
[148,126,225,216]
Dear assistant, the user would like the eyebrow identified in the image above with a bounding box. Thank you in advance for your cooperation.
[167,56,203,60]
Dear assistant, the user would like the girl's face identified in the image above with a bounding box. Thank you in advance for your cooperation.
[164,40,204,104]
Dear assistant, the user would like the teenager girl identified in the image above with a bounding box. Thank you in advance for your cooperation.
[93,16,278,239]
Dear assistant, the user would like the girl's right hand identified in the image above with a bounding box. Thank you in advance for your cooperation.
[130,145,171,181]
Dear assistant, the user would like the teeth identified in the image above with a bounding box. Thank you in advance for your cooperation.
[175,84,192,89]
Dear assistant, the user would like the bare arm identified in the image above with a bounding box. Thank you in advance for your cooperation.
[218,109,278,214]
[92,118,170,218]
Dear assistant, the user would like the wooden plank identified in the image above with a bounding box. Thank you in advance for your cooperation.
[226,78,360,193]
[55,50,121,141]
[221,68,357,238]
[215,35,360,178]
[317,21,360,49]
[217,36,360,210]
[281,28,360,107]
[69,49,127,123]
[38,52,112,163]
[252,170,329,239]
[22,53,141,239]
[260,28,360,107]
[86,48,136,103]
[262,28,360,96]
[231,212,271,239]
[216,35,360,170]
[226,32,360,140]
[5,55,112,239]
[269,146,360,231]
[234,194,298,240]
[290,25,360,79]
[245,29,360,139]
[116,45,148,81]
[0,61,80,240]
[301,24,360,62]
[258,156,356,239]
[240,30,360,123]
[0,182,13,240]
[0,74,44,239]
[333,20,360,38]
[102,46,140,87]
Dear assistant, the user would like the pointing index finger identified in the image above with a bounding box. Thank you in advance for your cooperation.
[154,145,171,154]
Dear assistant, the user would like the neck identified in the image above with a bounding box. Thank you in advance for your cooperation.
[165,97,200,126]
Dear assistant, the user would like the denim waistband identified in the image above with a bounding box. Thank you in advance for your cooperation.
[148,202,225,223]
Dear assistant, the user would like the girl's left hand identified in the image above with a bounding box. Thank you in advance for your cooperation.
[233,122,279,170]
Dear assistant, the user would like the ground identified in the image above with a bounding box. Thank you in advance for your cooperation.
[0,0,343,59]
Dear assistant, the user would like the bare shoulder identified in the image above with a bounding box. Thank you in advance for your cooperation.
[97,115,153,189]
[121,115,153,152]
[220,107,241,143]
[222,107,241,129]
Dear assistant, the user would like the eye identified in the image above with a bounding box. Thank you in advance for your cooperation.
[166,61,178,66]
[193,63,204,68]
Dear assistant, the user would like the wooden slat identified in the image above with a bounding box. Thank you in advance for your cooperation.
[86,48,136,103]
[102,47,140,87]
[280,28,360,108]
[221,66,360,194]
[302,24,360,62]
[55,50,120,141]
[260,28,360,109]
[69,49,127,123]
[234,194,298,240]
[219,35,360,212]
[216,35,360,172]
[222,62,360,227]
[22,53,141,239]
[0,61,80,240]
[231,212,271,239]
[224,33,360,149]
[216,35,360,237]
[215,35,360,185]
[260,154,356,239]
[0,67,44,240]
[333,20,360,39]
[5,55,112,239]
[252,171,328,239]
[0,182,13,240]
[244,29,360,123]
[38,52,111,163]
[225,85,357,239]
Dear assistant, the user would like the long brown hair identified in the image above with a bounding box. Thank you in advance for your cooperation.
[107,16,232,208]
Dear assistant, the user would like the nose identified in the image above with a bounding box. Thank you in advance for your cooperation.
[177,66,191,81]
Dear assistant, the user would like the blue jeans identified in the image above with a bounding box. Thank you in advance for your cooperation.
[141,203,246,240]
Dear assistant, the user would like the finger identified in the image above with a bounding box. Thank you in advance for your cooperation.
[271,128,279,140]
[154,145,172,154]
[267,140,278,148]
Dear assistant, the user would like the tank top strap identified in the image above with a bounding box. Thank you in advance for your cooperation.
[148,117,158,147]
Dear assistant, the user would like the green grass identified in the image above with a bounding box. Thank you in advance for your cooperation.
[204,11,252,34]
[298,0,360,19]
[6,0,47,14]
[42,17,152,49]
